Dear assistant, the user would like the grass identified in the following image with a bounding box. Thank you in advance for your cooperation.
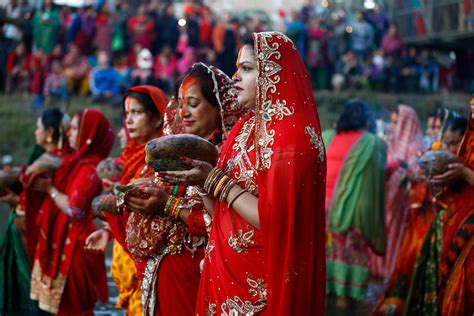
[0,91,471,167]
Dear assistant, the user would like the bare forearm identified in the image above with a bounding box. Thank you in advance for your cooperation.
[48,187,70,214]
[226,185,259,228]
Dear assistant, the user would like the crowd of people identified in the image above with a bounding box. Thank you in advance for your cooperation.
[1,0,471,111]
[0,26,473,315]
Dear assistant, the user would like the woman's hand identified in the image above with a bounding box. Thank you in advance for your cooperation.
[0,188,20,206]
[124,187,169,216]
[431,162,471,186]
[158,157,214,186]
[31,175,53,194]
[84,229,112,253]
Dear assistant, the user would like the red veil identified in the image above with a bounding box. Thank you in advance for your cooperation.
[31,109,115,314]
[199,32,326,315]
[252,32,326,315]
[105,85,168,248]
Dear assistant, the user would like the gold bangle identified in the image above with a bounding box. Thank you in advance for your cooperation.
[228,188,247,209]
[208,170,224,196]
[204,167,221,192]
[213,175,228,198]
[219,178,235,202]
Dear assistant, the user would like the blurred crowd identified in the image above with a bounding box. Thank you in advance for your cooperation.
[1,0,473,110]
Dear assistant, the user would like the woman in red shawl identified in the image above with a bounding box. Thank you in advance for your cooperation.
[370,105,424,279]
[85,85,168,315]
[403,101,474,315]
[121,62,248,316]
[159,32,326,315]
[0,108,69,314]
[29,109,114,315]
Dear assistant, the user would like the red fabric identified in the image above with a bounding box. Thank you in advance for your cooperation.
[458,99,474,170]
[196,32,326,315]
[325,131,364,207]
[156,248,205,316]
[34,109,114,312]
[6,52,30,72]
[436,106,474,315]
[127,16,155,50]
[19,148,68,264]
[105,85,168,249]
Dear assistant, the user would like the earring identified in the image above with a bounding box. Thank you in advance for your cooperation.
[46,135,53,143]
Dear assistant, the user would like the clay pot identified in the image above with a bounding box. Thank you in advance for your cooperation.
[418,149,459,178]
[145,134,218,172]
[97,158,123,180]
[91,194,119,217]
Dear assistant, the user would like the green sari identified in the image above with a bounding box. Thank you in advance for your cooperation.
[403,209,445,316]
[324,130,386,300]
[0,211,44,315]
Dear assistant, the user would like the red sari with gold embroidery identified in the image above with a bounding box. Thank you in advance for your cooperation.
[196,32,326,316]
[133,63,248,316]
[103,85,168,315]
[30,109,114,315]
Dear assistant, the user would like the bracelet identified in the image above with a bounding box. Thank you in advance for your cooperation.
[204,167,223,193]
[213,175,229,198]
[208,169,225,196]
[219,177,235,202]
[50,187,59,200]
[170,197,182,219]
[164,195,176,216]
[227,188,247,209]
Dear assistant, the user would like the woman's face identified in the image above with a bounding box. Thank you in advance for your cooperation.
[35,117,52,148]
[179,78,220,139]
[442,129,464,153]
[124,96,162,144]
[68,115,80,150]
[426,116,440,137]
[233,45,258,109]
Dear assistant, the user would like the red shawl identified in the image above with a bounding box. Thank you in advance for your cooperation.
[197,32,326,315]
[253,32,326,315]
[437,101,474,315]
[31,109,114,313]
[105,85,168,247]
[35,109,114,279]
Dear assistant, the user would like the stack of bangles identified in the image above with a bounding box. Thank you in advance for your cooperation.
[203,167,247,209]
[164,195,182,219]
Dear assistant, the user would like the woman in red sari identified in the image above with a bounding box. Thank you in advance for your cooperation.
[0,108,69,314]
[403,101,473,316]
[159,32,326,315]
[30,109,114,315]
[374,116,467,315]
[370,105,424,279]
[86,85,169,315]
[122,62,248,316]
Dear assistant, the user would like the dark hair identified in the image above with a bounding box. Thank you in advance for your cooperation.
[122,91,160,118]
[242,34,254,49]
[336,99,373,133]
[177,63,219,108]
[444,116,468,135]
[40,108,65,143]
